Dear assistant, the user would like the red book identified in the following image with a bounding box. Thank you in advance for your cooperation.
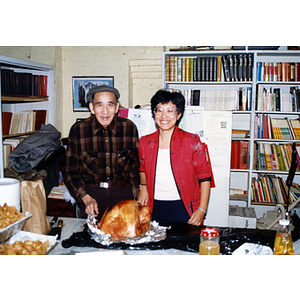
[42,76,47,96]
[231,141,240,169]
[262,115,269,139]
[287,62,291,81]
[2,112,13,135]
[273,62,278,80]
[257,180,265,202]
[269,63,273,81]
[282,62,287,81]
[239,141,249,169]
[295,62,299,81]
[34,110,47,131]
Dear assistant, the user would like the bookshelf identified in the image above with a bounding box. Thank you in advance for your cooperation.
[162,50,300,213]
[0,55,55,177]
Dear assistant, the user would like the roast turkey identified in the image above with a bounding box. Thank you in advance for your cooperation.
[96,200,152,239]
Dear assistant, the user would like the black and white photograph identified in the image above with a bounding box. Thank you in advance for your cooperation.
[72,76,114,111]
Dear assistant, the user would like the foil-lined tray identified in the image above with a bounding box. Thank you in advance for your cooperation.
[0,211,32,243]
[4,231,58,255]
[86,215,170,246]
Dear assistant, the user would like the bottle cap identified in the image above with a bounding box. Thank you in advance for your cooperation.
[200,227,219,238]
[279,219,289,226]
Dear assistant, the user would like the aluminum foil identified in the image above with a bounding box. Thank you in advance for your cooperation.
[86,215,170,246]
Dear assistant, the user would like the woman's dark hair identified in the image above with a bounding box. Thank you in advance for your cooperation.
[150,90,185,117]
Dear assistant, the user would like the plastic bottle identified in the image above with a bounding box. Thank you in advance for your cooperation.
[199,227,220,255]
[273,219,294,255]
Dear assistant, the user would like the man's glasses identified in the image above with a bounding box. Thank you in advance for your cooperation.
[154,107,177,117]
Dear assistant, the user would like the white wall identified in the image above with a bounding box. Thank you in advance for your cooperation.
[0,46,164,137]
[60,46,163,137]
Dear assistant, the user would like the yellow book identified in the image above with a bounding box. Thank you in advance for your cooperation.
[217,56,222,82]
[291,119,300,139]
[185,58,190,82]
[165,56,170,81]
[169,56,175,81]
[264,143,273,170]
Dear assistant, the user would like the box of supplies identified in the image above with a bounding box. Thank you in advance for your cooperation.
[228,205,257,229]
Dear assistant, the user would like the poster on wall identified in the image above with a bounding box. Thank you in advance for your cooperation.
[72,76,114,111]
[179,107,232,227]
[119,108,157,138]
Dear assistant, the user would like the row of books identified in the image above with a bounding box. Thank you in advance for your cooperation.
[229,189,247,201]
[257,62,300,82]
[256,86,300,112]
[181,87,252,111]
[165,54,253,82]
[1,68,47,97]
[165,56,221,82]
[254,115,300,140]
[2,110,47,136]
[254,142,300,171]
[2,136,28,168]
[251,175,299,204]
[231,141,249,169]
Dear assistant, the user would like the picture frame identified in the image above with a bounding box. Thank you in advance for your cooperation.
[72,76,114,111]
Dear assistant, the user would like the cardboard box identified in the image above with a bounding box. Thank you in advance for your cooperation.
[228,205,257,229]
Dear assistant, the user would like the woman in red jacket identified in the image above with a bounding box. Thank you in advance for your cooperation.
[138,90,214,226]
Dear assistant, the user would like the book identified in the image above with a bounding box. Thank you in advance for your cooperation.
[239,141,249,169]
[230,141,249,169]
[3,136,28,168]
[174,56,178,82]
[270,118,293,139]
[274,88,281,111]
[183,88,242,111]
[216,56,222,82]
[257,60,300,82]
[232,129,250,138]
[231,141,240,169]
[185,58,190,81]
[251,174,291,205]
[192,90,200,106]
[1,68,48,97]
[296,63,299,81]
[1,112,12,136]
[263,143,272,170]
[177,58,182,81]
[221,56,229,82]
[270,144,279,170]
[289,119,300,139]
[4,110,47,136]
[165,56,170,81]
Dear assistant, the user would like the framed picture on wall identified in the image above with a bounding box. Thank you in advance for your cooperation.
[72,76,114,111]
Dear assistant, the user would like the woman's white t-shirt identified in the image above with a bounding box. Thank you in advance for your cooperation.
[154,148,180,201]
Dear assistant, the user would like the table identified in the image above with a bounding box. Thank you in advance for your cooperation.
[48,217,195,255]
[47,216,300,255]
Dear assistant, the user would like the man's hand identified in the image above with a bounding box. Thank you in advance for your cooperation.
[82,194,99,217]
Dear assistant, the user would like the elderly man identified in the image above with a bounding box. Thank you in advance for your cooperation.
[63,85,140,219]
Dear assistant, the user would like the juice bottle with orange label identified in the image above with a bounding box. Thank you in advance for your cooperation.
[199,227,220,255]
[273,219,294,255]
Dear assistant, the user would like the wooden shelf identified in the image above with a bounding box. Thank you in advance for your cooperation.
[1,95,48,102]
[2,131,36,139]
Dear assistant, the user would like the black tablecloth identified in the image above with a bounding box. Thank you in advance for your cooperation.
[61,220,300,254]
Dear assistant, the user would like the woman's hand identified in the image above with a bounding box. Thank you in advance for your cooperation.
[188,209,205,226]
[137,186,149,206]
[82,194,99,217]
